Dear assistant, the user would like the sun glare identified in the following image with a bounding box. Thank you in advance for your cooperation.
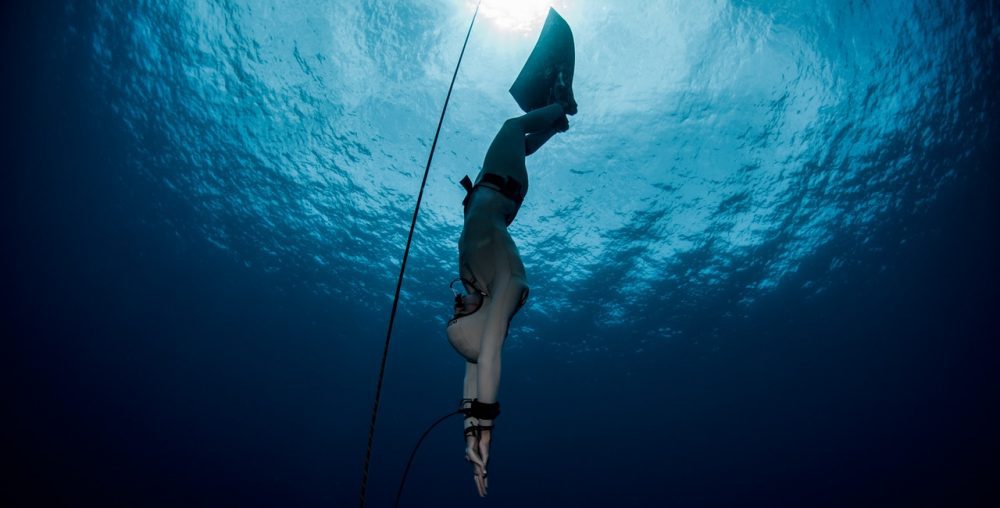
[475,0,552,33]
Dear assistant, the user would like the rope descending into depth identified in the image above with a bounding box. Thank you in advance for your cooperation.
[359,2,482,507]
[393,410,465,508]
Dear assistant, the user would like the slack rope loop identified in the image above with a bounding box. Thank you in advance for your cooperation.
[359,2,482,507]
[393,410,465,508]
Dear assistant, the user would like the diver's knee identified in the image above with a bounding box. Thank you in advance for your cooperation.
[501,117,523,132]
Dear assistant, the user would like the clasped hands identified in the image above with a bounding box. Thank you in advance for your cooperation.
[464,416,493,497]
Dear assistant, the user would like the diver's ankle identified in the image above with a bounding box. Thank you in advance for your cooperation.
[553,72,577,115]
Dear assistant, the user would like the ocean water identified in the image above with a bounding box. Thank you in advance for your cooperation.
[3,0,998,506]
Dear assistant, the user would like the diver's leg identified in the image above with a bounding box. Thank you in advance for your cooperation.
[524,128,558,156]
[475,272,528,404]
[511,103,566,134]
[483,121,528,173]
[484,103,566,171]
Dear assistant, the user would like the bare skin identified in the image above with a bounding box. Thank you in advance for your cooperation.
[448,102,568,496]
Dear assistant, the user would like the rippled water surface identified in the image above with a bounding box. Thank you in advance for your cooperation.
[6,0,998,506]
[89,0,992,342]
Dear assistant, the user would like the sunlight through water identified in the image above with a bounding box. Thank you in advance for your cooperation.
[474,0,555,32]
[87,0,997,350]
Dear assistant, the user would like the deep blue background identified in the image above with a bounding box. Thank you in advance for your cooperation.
[4,1,999,507]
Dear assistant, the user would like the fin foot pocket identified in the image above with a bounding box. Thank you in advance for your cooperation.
[509,8,576,114]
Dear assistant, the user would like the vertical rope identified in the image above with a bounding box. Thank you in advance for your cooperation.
[359,2,482,506]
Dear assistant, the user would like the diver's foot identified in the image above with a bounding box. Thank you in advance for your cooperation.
[552,114,569,133]
[551,71,577,115]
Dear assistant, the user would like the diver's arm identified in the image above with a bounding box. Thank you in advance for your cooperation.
[475,306,504,404]
[463,362,477,400]
[463,362,482,448]
[476,276,523,403]
[468,283,514,498]
[472,311,500,498]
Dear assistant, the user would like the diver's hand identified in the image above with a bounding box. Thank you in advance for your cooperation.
[465,427,492,497]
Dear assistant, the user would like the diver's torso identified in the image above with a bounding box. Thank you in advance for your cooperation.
[449,187,529,362]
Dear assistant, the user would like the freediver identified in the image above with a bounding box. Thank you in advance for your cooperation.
[445,72,577,496]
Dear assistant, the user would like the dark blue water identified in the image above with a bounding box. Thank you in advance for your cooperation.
[4,1,998,506]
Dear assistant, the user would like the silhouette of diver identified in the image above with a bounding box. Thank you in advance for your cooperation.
[445,8,577,496]
[446,102,574,497]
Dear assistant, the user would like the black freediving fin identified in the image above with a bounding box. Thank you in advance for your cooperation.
[509,7,576,114]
